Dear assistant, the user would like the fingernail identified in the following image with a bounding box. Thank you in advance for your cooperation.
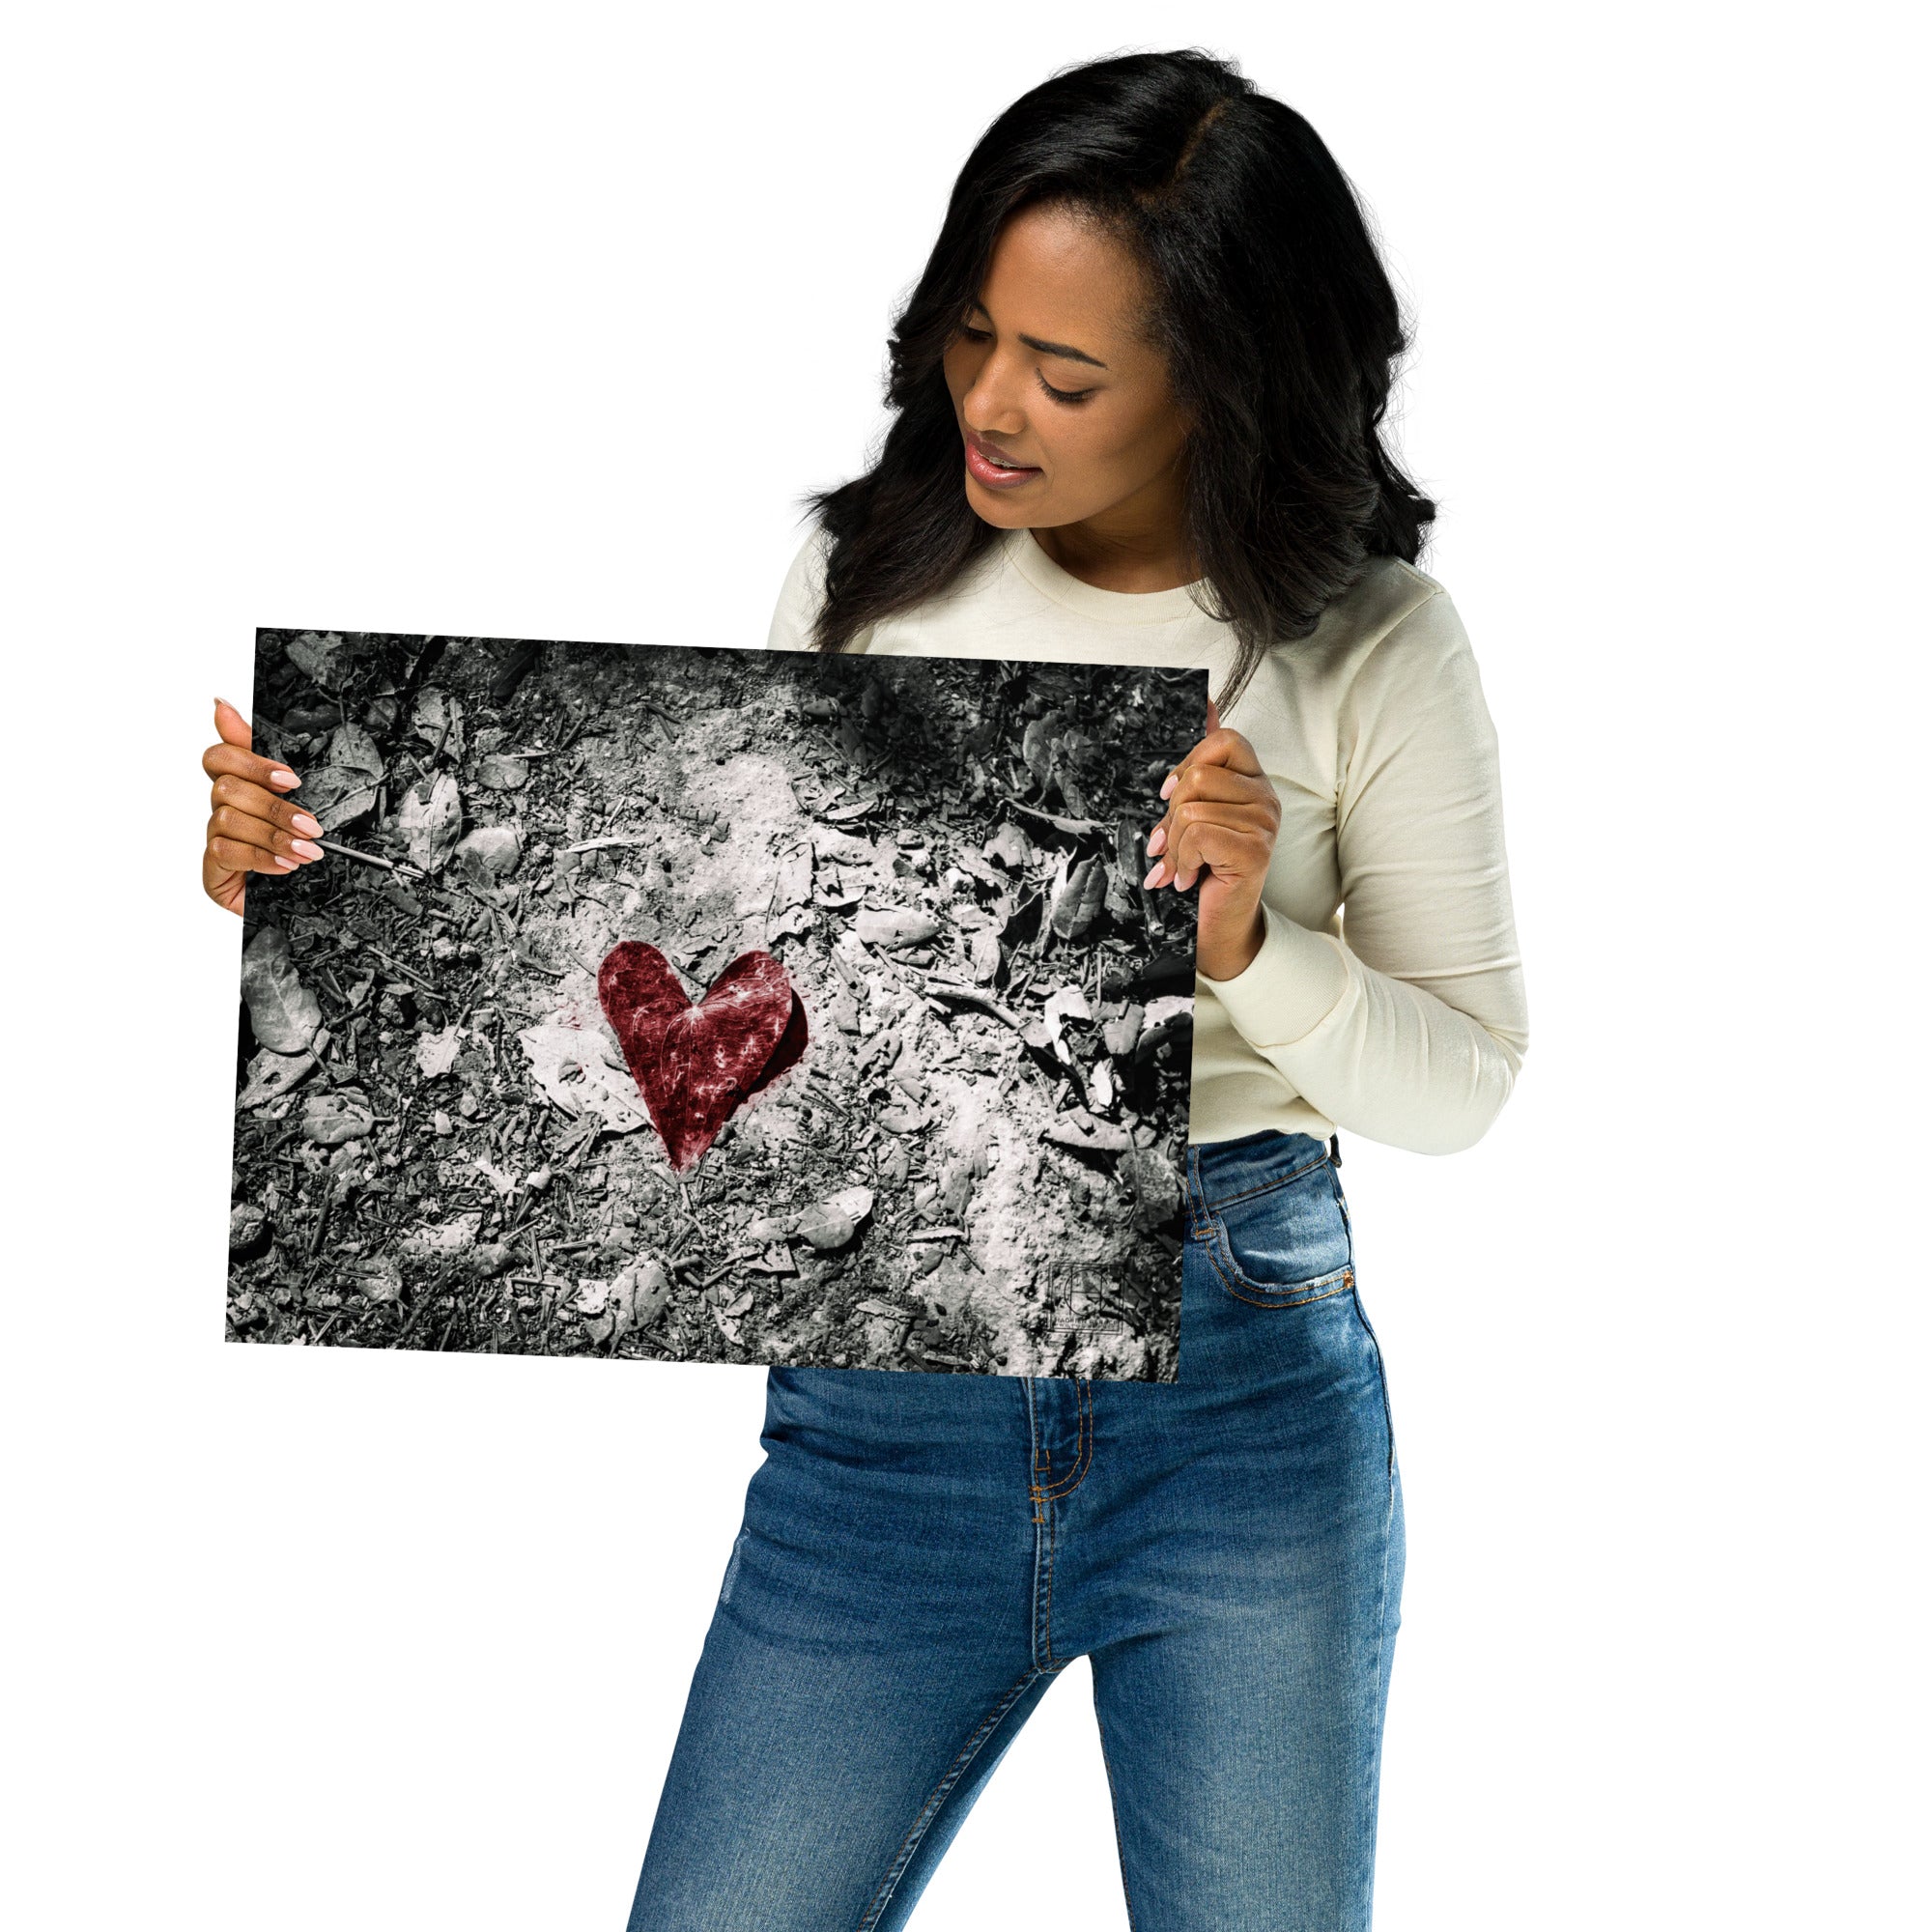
[291,811,323,838]
[1159,772,1178,799]
[1147,825,1166,856]
[291,839,325,861]
[1143,862,1165,888]
[269,770,299,789]
[273,855,298,869]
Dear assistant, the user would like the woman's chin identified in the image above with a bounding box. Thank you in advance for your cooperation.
[964,481,1042,526]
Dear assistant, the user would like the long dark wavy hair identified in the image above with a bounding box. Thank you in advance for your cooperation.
[801,47,1436,713]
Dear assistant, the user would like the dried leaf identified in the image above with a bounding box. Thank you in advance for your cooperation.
[518,1023,651,1134]
[471,1155,518,1198]
[827,1185,875,1223]
[401,1212,482,1260]
[399,772,463,874]
[795,1202,856,1250]
[1043,983,1093,1030]
[301,768,380,832]
[452,826,523,882]
[1119,1146,1182,1230]
[325,723,384,777]
[855,906,941,950]
[1022,711,1064,787]
[302,1092,374,1147]
[413,1024,463,1079]
[410,690,466,758]
[774,845,814,909]
[475,753,530,790]
[240,924,323,1054]
[1050,855,1106,941]
[237,1044,316,1109]
[984,823,1032,870]
[1042,1110,1132,1153]
[285,630,361,691]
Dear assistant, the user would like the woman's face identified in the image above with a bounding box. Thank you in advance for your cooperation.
[941,202,1190,538]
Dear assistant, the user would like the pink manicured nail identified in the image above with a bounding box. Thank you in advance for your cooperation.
[291,811,323,838]
[1160,772,1178,800]
[1144,862,1165,888]
[269,769,299,789]
[291,839,324,861]
[273,855,298,869]
[1147,825,1166,856]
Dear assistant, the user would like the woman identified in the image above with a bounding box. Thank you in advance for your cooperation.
[200,48,1528,1932]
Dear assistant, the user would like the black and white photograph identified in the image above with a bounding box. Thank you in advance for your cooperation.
[229,626,1207,1379]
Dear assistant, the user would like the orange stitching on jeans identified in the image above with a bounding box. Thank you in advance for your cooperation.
[856,1664,1047,1930]
[1038,1378,1094,1498]
[1202,1233,1355,1308]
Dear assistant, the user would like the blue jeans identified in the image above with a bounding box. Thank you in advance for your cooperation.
[626,1129,1405,1930]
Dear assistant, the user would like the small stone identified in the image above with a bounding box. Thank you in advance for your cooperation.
[229,1202,270,1260]
[347,1257,403,1303]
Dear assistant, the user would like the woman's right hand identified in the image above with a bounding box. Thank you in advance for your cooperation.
[201,697,327,916]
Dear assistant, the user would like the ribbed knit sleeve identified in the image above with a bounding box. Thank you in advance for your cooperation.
[1197,588,1530,1154]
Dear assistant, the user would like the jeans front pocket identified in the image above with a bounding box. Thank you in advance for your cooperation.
[1203,1152,1355,1309]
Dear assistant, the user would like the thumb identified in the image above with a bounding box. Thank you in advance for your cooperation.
[213,696,253,753]
[1205,696,1221,734]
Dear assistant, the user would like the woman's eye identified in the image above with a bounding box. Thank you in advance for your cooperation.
[1037,373,1093,406]
[955,323,1092,404]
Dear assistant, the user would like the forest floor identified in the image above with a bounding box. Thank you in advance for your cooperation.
[228,628,1206,1380]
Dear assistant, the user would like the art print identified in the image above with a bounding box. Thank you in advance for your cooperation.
[227,627,1203,1378]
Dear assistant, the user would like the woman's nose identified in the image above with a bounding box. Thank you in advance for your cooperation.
[961,361,1028,436]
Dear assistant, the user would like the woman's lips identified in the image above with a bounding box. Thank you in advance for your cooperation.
[964,434,1041,488]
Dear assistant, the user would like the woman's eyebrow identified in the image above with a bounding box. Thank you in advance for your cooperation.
[968,301,1109,369]
[1020,333,1108,369]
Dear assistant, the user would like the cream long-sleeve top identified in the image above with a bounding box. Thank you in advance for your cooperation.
[764,521,1529,1155]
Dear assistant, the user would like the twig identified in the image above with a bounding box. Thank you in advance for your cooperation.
[366,946,435,990]
[993,792,1111,838]
[317,838,426,881]
[921,979,1027,1032]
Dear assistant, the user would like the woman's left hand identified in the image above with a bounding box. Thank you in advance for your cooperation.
[1145,696,1281,980]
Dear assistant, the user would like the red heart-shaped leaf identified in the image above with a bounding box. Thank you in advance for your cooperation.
[597,942,806,1170]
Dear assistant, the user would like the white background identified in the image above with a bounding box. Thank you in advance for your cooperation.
[4,3,1924,1926]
